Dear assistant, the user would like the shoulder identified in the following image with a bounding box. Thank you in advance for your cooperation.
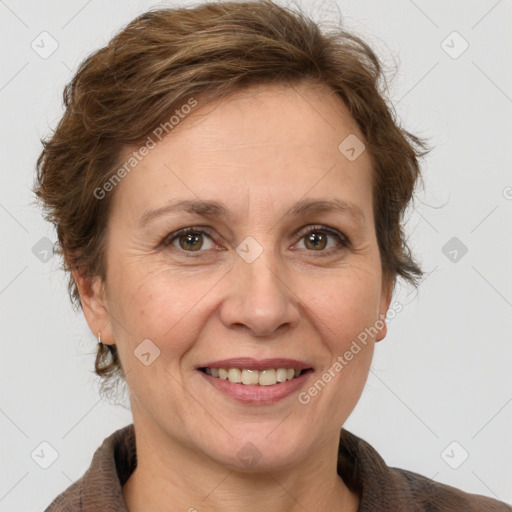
[43,480,83,511]
[43,424,136,511]
[390,466,512,511]
[338,428,511,511]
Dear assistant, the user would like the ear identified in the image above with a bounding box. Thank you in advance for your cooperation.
[72,269,115,345]
[375,276,394,342]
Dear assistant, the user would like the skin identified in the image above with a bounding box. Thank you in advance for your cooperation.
[75,81,393,512]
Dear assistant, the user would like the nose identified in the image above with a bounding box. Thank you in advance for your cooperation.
[219,250,301,338]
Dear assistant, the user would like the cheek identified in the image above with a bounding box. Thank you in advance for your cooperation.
[107,261,221,354]
[307,277,379,406]
[106,274,211,400]
[302,269,381,393]
[310,269,382,341]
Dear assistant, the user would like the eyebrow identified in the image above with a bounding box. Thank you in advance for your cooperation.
[139,199,232,227]
[139,198,365,227]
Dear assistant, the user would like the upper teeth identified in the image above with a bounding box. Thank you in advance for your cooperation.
[204,367,302,386]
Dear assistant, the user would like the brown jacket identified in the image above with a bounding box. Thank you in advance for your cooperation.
[44,424,511,511]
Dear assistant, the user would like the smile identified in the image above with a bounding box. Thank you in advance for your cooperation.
[200,367,305,386]
[198,367,314,405]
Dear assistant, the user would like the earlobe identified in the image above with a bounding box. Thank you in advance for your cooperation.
[376,277,394,342]
[375,315,388,342]
[72,269,114,345]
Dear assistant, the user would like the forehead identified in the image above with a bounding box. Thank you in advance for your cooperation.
[111,82,373,220]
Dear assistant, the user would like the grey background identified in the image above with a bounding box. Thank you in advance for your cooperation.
[1,0,511,510]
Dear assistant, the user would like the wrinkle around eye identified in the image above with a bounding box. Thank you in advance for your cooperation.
[152,219,369,259]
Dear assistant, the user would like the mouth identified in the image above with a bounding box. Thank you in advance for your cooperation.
[197,361,314,404]
[196,357,314,390]
[198,367,313,386]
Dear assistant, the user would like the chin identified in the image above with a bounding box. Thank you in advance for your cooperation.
[202,425,311,473]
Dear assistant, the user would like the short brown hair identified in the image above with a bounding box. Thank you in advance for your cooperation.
[34,0,429,398]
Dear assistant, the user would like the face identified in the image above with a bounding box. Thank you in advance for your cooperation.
[78,82,392,472]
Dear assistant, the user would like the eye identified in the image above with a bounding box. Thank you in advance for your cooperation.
[162,225,349,255]
[163,227,216,252]
[294,225,348,253]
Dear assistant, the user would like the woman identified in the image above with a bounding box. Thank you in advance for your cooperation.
[35,1,510,510]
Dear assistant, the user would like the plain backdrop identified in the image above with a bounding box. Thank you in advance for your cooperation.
[1,0,511,510]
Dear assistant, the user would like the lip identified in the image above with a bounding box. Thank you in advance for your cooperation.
[197,357,313,371]
[198,368,314,405]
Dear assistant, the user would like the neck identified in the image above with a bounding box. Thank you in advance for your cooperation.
[122,423,360,512]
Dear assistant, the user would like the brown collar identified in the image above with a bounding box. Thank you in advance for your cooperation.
[61,424,509,512]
